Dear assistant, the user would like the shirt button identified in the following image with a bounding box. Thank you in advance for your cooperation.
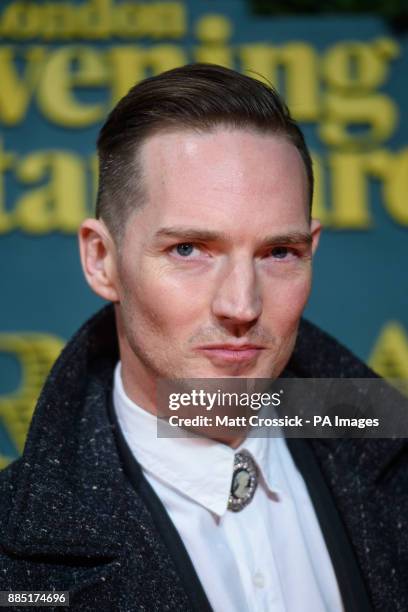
[253,571,265,588]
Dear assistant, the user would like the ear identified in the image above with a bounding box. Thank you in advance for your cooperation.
[310,218,322,256]
[78,218,120,302]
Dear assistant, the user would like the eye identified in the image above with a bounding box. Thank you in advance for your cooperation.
[176,243,195,257]
[170,242,204,259]
[270,246,291,259]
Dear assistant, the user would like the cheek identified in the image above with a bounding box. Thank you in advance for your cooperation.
[262,275,312,331]
[121,265,206,334]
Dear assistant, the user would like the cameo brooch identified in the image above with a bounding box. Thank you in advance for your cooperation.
[228,450,258,512]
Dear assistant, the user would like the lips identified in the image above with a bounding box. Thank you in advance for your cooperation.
[196,344,264,364]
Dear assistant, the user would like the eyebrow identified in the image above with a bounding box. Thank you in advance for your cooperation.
[154,226,312,246]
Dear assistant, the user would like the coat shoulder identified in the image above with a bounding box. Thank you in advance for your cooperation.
[291,318,377,378]
[0,458,23,566]
[0,459,22,523]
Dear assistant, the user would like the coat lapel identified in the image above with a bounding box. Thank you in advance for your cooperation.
[107,394,213,612]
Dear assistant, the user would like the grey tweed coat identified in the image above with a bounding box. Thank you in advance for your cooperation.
[0,306,406,611]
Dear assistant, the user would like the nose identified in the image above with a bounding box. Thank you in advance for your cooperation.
[211,256,262,333]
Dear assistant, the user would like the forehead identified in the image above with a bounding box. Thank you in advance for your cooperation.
[134,128,309,237]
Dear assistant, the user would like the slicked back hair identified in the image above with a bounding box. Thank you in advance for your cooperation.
[96,63,314,241]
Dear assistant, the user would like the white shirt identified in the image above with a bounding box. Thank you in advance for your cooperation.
[113,363,344,612]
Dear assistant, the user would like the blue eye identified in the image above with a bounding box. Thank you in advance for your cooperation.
[176,243,194,257]
[271,247,289,259]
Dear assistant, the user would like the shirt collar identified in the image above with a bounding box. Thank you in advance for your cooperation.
[113,363,285,516]
[237,429,286,499]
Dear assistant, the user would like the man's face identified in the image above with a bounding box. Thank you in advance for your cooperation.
[112,128,320,401]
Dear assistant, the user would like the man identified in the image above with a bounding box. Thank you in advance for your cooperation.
[0,64,406,611]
